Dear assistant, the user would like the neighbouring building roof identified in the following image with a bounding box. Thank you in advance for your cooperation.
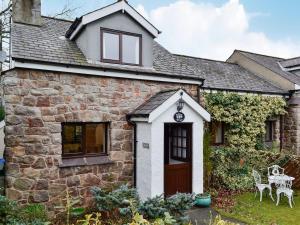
[11,17,287,95]
[236,50,300,85]
[279,57,300,70]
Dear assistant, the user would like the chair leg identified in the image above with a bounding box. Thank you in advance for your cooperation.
[292,195,295,205]
[288,196,293,208]
[276,192,280,206]
[269,188,274,201]
[260,189,263,202]
[254,189,257,199]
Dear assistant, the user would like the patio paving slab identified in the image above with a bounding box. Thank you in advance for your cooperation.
[187,207,245,225]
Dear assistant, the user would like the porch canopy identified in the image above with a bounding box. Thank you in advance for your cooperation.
[128,89,210,200]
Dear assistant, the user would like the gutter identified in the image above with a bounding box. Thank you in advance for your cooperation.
[200,86,289,97]
[11,58,204,85]
[126,115,137,187]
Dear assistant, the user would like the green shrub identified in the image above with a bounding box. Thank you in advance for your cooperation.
[138,193,194,223]
[91,185,194,224]
[203,130,212,189]
[0,195,50,225]
[138,195,167,219]
[204,92,286,150]
[164,193,194,223]
[19,204,48,223]
[211,147,291,190]
[0,106,4,121]
[91,185,138,212]
[0,195,18,224]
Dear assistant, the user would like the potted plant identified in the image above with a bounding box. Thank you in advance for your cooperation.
[194,193,211,207]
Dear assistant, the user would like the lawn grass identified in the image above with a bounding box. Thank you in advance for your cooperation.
[215,190,300,225]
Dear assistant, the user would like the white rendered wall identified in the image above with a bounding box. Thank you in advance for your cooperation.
[136,122,152,200]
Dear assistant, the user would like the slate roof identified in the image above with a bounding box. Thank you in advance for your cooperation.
[237,50,300,85]
[11,17,200,80]
[129,90,177,117]
[279,57,300,69]
[11,17,287,94]
[154,43,286,93]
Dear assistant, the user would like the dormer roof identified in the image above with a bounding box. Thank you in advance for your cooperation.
[65,0,161,40]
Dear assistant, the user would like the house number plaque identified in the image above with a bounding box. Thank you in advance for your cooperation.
[174,112,185,122]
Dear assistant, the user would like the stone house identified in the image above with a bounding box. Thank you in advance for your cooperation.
[2,0,300,214]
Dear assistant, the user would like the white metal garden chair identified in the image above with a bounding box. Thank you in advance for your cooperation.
[252,170,274,202]
[276,178,295,208]
[268,165,285,177]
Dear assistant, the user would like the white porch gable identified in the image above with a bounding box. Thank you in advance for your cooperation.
[129,89,210,200]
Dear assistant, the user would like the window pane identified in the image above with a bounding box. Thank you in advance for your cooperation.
[265,121,273,141]
[182,138,187,148]
[182,149,186,158]
[182,129,187,137]
[173,148,177,157]
[63,125,82,155]
[215,122,223,144]
[103,32,119,61]
[85,124,106,154]
[122,34,140,64]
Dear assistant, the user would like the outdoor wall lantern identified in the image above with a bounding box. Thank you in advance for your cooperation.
[174,91,185,122]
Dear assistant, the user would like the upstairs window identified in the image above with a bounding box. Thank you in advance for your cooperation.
[62,122,108,158]
[101,28,142,66]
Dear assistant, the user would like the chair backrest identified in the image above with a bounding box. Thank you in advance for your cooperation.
[268,165,285,176]
[252,170,262,185]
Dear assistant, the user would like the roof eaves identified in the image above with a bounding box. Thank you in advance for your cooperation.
[12,57,205,82]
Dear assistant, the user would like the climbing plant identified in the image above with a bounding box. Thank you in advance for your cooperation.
[204,92,286,150]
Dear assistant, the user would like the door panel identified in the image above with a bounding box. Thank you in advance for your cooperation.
[164,123,192,196]
[164,163,191,196]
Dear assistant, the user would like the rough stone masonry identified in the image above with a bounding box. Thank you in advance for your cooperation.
[2,68,198,216]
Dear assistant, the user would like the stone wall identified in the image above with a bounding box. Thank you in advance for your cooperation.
[3,69,198,216]
[283,91,300,155]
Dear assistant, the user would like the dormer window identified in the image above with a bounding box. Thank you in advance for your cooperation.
[101,28,142,66]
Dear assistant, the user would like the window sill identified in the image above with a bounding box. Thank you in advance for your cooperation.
[59,156,114,168]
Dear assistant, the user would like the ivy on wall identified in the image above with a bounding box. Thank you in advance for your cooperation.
[204,92,286,150]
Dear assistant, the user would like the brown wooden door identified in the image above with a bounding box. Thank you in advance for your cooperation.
[164,123,192,196]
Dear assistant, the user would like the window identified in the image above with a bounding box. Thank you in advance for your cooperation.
[62,122,108,158]
[211,121,225,145]
[265,120,274,142]
[167,124,191,162]
[101,28,142,66]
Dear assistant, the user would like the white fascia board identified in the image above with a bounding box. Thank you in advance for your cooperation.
[69,23,84,40]
[295,84,300,90]
[13,61,202,85]
[70,1,159,40]
[129,117,149,122]
[149,89,211,123]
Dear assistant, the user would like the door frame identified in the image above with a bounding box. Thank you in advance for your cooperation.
[164,123,193,195]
